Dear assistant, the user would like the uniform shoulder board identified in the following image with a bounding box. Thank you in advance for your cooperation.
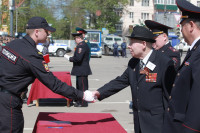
[169,46,178,52]
[1,46,19,64]
[38,52,43,55]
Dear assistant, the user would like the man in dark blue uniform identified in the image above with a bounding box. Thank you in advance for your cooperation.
[145,20,180,71]
[76,27,91,60]
[121,39,127,58]
[0,17,94,133]
[113,41,119,57]
[64,33,92,107]
[92,26,176,133]
[162,0,200,132]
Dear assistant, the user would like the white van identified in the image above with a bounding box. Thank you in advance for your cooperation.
[102,35,123,55]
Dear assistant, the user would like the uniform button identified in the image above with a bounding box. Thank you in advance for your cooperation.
[138,110,140,113]
[137,87,139,90]
[162,50,164,52]
[169,96,172,100]
[167,108,170,112]
[173,84,175,87]
[136,99,139,102]
[177,73,180,76]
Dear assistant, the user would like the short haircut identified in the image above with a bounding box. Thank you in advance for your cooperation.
[26,29,35,35]
[184,18,200,30]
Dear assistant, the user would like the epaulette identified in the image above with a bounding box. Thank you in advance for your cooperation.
[38,52,43,55]
[169,46,178,52]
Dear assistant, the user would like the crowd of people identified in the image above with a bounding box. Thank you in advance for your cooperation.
[0,36,15,47]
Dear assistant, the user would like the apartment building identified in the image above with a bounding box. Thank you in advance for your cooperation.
[119,0,200,37]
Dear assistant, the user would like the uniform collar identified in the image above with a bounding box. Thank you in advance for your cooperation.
[142,49,153,65]
[24,34,37,48]
[190,36,200,50]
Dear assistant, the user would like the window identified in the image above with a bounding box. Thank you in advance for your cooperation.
[197,1,200,7]
[85,33,100,43]
[115,24,122,31]
[129,12,134,19]
[141,13,149,20]
[105,37,113,41]
[114,38,122,41]
[116,11,122,17]
[130,0,134,6]
[142,0,149,6]
[154,0,176,5]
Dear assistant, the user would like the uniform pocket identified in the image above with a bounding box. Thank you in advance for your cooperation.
[10,96,22,109]
[150,106,164,115]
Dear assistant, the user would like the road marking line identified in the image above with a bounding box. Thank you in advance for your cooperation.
[71,78,100,81]
[24,128,33,130]
[95,101,130,104]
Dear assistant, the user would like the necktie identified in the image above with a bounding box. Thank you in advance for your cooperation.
[140,60,144,70]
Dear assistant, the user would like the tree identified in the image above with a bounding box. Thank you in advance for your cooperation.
[62,0,128,34]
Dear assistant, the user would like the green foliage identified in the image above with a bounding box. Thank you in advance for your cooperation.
[1,0,128,38]
[63,0,128,34]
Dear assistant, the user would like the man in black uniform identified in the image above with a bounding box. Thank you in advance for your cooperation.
[145,20,180,71]
[92,26,176,133]
[0,16,94,133]
[76,27,91,60]
[64,33,92,107]
[162,0,200,132]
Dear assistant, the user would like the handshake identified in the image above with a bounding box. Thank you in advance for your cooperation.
[83,90,100,103]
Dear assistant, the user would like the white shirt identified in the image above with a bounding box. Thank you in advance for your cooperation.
[190,36,200,50]
[142,49,153,66]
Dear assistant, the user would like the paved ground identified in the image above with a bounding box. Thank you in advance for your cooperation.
[22,50,186,133]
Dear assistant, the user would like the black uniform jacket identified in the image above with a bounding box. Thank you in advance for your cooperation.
[165,39,200,133]
[70,41,92,76]
[159,42,180,71]
[97,50,176,133]
[0,35,83,100]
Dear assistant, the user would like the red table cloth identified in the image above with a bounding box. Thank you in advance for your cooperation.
[33,112,127,133]
[27,71,72,105]
[43,54,50,63]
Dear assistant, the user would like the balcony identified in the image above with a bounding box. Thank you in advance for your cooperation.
[154,4,178,10]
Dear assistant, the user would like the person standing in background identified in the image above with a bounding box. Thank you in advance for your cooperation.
[113,41,119,57]
[145,20,180,71]
[121,39,127,58]
[64,32,92,107]
[76,27,91,60]
[42,36,50,55]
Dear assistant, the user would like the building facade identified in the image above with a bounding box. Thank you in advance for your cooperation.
[120,0,200,37]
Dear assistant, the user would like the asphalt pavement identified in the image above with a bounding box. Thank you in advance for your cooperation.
[23,50,186,133]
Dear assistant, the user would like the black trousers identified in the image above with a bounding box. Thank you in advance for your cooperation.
[0,92,24,133]
[76,76,88,106]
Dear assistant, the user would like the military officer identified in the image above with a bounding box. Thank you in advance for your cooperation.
[162,0,200,132]
[145,20,180,71]
[76,27,91,60]
[64,32,92,107]
[92,26,176,133]
[0,16,94,133]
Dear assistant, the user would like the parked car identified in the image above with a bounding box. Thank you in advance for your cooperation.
[101,35,123,55]
[90,43,102,58]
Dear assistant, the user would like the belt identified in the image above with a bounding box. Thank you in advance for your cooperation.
[0,87,20,98]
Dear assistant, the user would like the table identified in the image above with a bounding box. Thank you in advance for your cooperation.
[27,72,72,106]
[33,112,127,133]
